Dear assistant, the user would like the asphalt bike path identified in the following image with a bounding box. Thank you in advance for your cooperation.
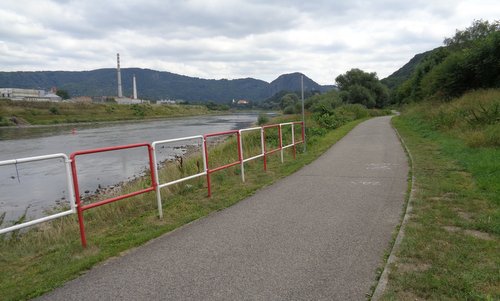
[36,116,408,300]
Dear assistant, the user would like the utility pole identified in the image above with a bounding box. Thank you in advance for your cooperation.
[301,75,306,152]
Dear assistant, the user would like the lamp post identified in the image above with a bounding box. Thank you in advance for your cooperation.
[301,75,306,152]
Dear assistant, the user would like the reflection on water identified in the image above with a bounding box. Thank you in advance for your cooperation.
[0,114,257,228]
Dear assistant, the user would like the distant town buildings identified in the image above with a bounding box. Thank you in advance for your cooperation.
[72,96,93,103]
[0,88,62,102]
[157,99,177,105]
[232,99,249,105]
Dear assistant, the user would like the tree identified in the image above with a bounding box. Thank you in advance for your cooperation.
[55,89,70,100]
[335,69,388,108]
[444,19,500,49]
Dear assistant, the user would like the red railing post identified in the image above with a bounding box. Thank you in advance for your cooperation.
[70,153,87,248]
[147,144,157,193]
[203,136,211,197]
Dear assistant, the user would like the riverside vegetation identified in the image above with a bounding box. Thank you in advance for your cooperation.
[378,19,499,301]
[0,105,388,301]
[0,100,215,126]
[383,89,499,300]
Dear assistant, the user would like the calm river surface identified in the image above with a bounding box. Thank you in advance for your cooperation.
[0,114,257,227]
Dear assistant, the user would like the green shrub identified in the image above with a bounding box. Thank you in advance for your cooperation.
[314,111,349,129]
[283,105,296,114]
[257,113,269,125]
[49,106,60,115]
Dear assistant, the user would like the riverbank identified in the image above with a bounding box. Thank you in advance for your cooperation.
[0,99,227,126]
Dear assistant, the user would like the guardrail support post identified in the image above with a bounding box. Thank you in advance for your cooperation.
[70,155,87,248]
[203,136,211,197]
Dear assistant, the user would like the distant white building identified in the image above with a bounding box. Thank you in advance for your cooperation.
[0,88,62,102]
[115,97,148,105]
[157,99,177,104]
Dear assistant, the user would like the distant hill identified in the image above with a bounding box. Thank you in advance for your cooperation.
[0,69,334,103]
[269,72,336,95]
[381,50,432,89]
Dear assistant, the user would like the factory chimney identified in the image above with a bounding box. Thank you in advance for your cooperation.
[116,53,123,98]
[133,74,137,99]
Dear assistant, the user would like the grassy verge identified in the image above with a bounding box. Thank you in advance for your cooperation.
[0,100,216,126]
[381,93,499,300]
[0,113,371,301]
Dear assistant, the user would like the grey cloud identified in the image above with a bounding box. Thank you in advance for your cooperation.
[0,0,498,83]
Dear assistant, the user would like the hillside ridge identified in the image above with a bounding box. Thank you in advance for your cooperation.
[0,69,334,103]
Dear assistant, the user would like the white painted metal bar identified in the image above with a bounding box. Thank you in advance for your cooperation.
[242,154,264,163]
[279,123,295,162]
[158,172,206,188]
[239,127,265,182]
[152,135,206,218]
[0,153,76,235]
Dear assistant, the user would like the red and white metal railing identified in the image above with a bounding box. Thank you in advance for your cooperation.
[0,121,305,247]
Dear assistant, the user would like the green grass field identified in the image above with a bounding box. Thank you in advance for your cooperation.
[382,90,499,300]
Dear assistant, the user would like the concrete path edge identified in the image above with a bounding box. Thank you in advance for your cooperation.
[371,117,416,300]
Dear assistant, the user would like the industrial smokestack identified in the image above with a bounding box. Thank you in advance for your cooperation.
[133,74,137,99]
[117,53,123,98]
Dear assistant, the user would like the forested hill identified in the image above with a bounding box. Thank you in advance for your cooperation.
[381,50,432,89]
[0,69,333,103]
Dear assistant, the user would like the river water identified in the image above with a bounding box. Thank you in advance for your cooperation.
[0,114,258,228]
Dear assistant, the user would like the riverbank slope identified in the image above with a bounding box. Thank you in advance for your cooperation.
[0,100,217,126]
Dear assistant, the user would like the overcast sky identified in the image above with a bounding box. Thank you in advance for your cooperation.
[0,0,498,84]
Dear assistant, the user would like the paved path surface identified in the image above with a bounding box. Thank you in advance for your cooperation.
[36,116,408,301]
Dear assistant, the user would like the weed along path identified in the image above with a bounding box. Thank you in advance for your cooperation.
[35,116,408,301]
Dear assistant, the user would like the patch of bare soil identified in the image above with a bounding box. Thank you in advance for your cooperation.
[396,262,431,273]
[464,229,495,241]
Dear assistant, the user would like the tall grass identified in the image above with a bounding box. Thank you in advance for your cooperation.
[403,89,500,147]
[382,90,499,300]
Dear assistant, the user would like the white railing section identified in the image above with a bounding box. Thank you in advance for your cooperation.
[152,135,207,218]
[279,122,295,163]
[238,127,265,182]
[0,153,76,235]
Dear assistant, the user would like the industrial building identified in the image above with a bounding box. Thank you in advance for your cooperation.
[0,88,62,102]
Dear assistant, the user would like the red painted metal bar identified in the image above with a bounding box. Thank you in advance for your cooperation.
[70,143,156,248]
[204,129,239,138]
[81,187,155,210]
[70,153,87,247]
[203,136,211,197]
[203,131,242,197]
[266,148,281,155]
[210,161,240,173]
